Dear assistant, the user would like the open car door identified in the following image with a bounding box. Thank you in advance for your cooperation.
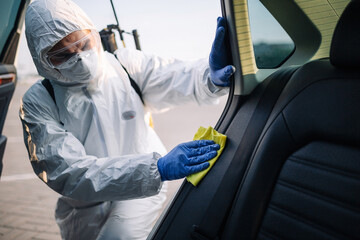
[0,0,28,176]
[149,0,360,239]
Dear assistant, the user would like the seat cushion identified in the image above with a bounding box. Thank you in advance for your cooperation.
[258,142,360,240]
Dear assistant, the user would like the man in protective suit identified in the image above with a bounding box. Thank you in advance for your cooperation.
[20,0,234,239]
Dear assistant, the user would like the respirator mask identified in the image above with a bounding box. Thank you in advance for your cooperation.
[45,30,101,84]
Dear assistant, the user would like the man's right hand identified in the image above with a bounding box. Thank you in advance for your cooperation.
[209,17,235,87]
[157,140,220,181]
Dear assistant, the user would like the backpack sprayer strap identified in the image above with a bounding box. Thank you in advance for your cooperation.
[113,54,144,105]
[41,79,64,126]
[99,28,144,105]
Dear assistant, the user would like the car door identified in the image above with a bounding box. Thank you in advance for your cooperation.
[148,0,351,239]
[0,0,28,176]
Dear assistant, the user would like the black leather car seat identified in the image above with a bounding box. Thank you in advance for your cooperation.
[221,1,360,239]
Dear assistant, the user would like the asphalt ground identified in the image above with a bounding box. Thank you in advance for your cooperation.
[0,78,227,240]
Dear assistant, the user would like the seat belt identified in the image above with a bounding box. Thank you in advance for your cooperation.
[191,66,299,240]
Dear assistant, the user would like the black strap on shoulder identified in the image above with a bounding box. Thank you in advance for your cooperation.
[114,54,145,105]
[121,63,145,105]
[41,79,64,126]
[191,66,300,240]
[42,79,56,105]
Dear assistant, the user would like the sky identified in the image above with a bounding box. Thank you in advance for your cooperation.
[16,0,222,78]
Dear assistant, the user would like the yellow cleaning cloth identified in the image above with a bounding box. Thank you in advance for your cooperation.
[186,126,227,186]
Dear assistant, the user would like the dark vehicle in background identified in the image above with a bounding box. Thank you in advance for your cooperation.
[0,0,28,176]
[149,0,360,239]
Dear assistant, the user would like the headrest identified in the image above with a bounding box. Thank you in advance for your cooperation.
[330,0,360,69]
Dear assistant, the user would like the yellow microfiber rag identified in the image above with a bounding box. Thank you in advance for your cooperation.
[186,126,227,186]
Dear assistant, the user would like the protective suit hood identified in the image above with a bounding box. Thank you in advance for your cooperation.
[25,0,101,85]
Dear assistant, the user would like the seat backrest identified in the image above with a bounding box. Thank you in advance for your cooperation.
[221,1,360,239]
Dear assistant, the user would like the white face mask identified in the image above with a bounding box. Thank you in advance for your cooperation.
[57,49,99,84]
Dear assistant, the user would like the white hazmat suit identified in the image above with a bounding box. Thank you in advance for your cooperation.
[20,0,228,239]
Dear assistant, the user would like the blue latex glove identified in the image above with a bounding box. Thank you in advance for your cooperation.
[157,140,220,181]
[209,17,235,87]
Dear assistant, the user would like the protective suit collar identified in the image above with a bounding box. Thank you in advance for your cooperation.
[25,0,103,87]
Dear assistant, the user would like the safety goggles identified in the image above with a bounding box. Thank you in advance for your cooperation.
[45,30,99,69]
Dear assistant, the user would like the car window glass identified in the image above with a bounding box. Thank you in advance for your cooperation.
[0,0,21,55]
[247,0,295,68]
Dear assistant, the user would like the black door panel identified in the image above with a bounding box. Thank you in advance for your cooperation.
[0,64,16,176]
[0,0,27,177]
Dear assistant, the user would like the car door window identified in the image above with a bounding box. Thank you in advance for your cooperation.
[248,0,295,69]
[0,0,22,57]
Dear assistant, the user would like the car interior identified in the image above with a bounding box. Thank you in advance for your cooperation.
[149,0,360,239]
[0,0,27,176]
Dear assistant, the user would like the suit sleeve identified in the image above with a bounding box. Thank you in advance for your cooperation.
[19,82,162,202]
[115,48,228,113]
